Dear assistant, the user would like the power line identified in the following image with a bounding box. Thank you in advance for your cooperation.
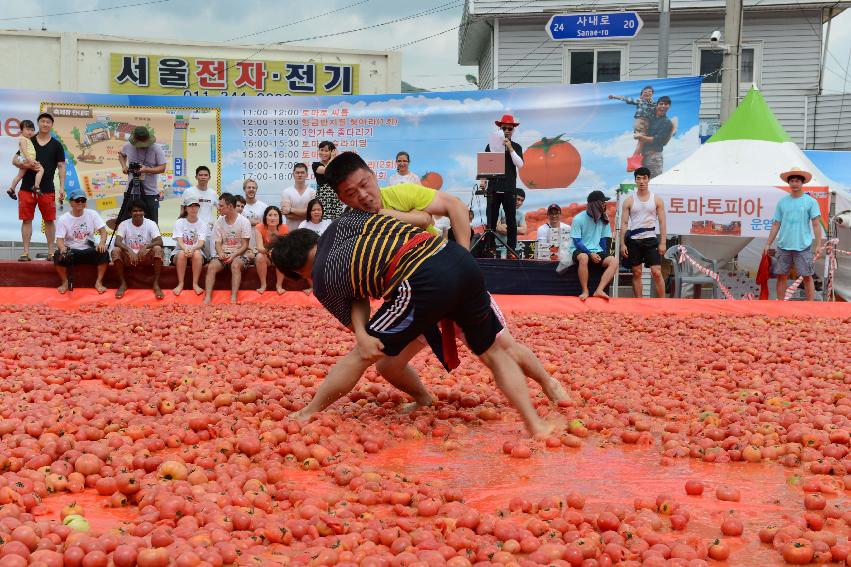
[225,0,375,43]
[0,0,172,21]
[164,1,464,94]
[277,2,463,46]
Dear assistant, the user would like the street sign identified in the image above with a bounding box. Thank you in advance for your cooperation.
[546,12,643,41]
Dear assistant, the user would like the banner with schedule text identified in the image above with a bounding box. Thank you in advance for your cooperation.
[0,76,702,240]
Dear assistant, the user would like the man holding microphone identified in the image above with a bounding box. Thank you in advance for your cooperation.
[482,114,524,252]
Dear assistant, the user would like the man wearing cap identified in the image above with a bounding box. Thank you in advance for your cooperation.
[111,200,165,300]
[536,203,571,261]
[483,114,524,251]
[764,167,822,301]
[568,191,618,300]
[118,126,167,224]
[53,189,109,294]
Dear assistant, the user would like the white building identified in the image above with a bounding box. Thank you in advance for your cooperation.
[458,0,851,149]
[0,31,401,96]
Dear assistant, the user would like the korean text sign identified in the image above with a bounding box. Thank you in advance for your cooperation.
[110,53,358,96]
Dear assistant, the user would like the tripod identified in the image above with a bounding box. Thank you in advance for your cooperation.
[107,174,143,248]
[470,179,519,259]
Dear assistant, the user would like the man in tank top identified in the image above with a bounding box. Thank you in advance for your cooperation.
[620,167,667,298]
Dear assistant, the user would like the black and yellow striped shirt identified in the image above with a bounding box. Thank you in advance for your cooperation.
[312,210,445,328]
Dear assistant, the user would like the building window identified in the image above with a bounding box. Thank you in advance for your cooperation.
[699,47,755,84]
[566,48,624,84]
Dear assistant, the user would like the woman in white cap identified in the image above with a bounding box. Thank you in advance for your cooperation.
[171,196,208,295]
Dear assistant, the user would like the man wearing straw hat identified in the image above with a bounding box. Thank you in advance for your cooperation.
[764,167,822,301]
[117,126,166,224]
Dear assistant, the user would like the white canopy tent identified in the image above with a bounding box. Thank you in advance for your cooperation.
[651,87,850,300]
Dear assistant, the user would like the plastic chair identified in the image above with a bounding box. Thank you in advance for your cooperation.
[663,245,721,299]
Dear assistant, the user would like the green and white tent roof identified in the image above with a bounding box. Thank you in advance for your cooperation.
[653,87,830,187]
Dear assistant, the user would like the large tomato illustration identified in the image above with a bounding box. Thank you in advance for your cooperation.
[519,135,582,189]
[420,171,443,190]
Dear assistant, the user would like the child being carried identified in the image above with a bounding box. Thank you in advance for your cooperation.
[609,85,655,160]
[6,120,44,200]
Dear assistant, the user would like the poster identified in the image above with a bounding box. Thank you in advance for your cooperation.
[0,76,702,240]
[654,185,830,238]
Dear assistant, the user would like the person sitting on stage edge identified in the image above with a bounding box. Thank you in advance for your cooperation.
[270,218,567,439]
[255,205,288,295]
[118,126,166,224]
[111,200,164,300]
[536,203,571,261]
[620,166,667,298]
[54,189,108,294]
[764,167,822,301]
[180,165,216,257]
[570,191,618,301]
[205,192,252,305]
[497,188,528,257]
[172,196,208,296]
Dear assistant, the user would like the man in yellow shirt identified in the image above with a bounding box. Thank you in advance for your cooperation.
[322,152,570,414]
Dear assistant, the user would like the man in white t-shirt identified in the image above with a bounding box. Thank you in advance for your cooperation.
[205,192,252,305]
[181,165,217,254]
[386,151,421,186]
[241,178,268,249]
[54,189,109,294]
[111,200,164,299]
[281,163,315,231]
[536,203,571,261]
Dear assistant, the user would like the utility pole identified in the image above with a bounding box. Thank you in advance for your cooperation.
[657,0,671,78]
[720,0,743,123]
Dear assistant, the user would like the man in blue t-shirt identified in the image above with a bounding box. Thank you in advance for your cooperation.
[764,167,822,301]
[569,191,619,300]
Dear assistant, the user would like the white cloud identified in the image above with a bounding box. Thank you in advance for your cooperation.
[572,167,608,192]
[571,130,637,160]
[327,95,504,126]
[221,149,242,166]
[514,129,545,148]
[660,125,701,170]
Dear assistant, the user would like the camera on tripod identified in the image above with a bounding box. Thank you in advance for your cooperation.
[128,162,143,176]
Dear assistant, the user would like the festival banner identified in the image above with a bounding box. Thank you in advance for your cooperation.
[655,185,830,238]
[0,76,701,241]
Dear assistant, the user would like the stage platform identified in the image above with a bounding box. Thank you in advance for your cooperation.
[0,258,603,296]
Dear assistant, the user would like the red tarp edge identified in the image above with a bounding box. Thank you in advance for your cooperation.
[6,286,850,317]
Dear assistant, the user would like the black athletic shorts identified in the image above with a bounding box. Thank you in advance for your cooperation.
[53,247,110,267]
[366,241,504,358]
[572,249,613,263]
[626,236,661,268]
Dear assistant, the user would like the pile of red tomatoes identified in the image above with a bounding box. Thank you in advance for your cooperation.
[0,303,848,566]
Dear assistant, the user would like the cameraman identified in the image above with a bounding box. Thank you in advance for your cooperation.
[118,126,166,224]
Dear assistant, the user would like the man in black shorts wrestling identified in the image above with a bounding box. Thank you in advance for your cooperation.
[271,213,565,438]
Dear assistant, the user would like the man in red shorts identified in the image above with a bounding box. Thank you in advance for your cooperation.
[12,112,65,261]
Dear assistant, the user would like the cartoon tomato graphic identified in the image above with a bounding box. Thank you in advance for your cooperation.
[519,135,582,189]
[421,172,444,190]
